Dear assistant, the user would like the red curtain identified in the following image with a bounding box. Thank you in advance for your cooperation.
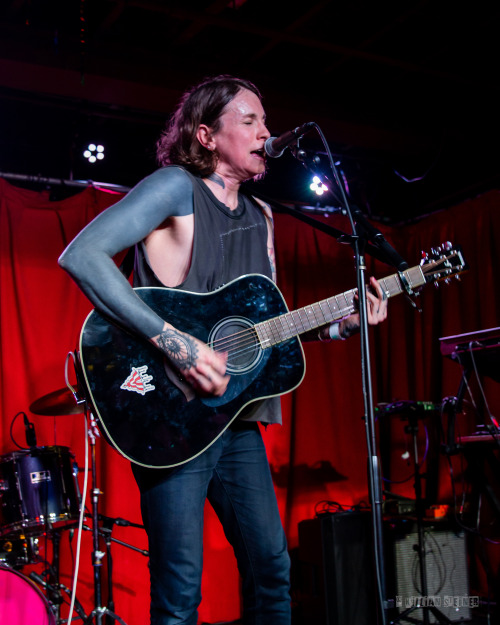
[1,176,499,623]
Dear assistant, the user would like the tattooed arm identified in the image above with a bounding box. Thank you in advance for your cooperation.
[59,166,229,396]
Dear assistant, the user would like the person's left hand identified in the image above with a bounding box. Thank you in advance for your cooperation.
[340,276,388,337]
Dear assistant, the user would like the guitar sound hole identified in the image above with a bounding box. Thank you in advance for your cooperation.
[208,316,263,375]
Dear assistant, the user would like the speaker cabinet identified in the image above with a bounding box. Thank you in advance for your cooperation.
[386,521,471,623]
[297,511,376,625]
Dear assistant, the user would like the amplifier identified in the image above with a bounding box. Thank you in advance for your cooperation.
[297,513,471,624]
[386,521,471,623]
[297,511,376,625]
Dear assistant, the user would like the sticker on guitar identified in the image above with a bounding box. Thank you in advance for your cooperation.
[120,365,155,396]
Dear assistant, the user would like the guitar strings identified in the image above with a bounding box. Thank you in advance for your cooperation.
[207,296,357,358]
[209,327,263,355]
[192,256,459,358]
[177,256,459,362]
[207,317,301,354]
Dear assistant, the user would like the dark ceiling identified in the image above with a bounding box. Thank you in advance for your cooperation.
[0,0,499,223]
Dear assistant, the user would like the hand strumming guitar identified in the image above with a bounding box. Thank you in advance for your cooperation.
[151,323,229,396]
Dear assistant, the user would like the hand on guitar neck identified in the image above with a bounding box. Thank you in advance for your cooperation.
[317,276,389,341]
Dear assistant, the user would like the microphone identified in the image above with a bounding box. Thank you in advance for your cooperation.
[264,122,315,158]
[23,412,37,448]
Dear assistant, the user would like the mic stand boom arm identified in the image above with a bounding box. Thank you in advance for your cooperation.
[291,146,409,271]
[244,187,407,270]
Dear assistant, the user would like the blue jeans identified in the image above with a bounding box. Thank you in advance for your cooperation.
[132,421,291,625]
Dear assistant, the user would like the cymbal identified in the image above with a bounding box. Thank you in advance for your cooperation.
[30,387,84,416]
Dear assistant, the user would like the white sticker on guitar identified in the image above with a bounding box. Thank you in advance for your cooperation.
[120,365,155,396]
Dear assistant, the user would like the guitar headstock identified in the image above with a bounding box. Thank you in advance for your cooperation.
[420,242,468,286]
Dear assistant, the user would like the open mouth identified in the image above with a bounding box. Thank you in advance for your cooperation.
[251,148,265,159]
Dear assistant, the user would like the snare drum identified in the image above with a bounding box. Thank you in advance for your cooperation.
[0,446,80,536]
[0,565,56,624]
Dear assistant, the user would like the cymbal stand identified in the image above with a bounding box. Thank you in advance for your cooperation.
[29,569,87,623]
[98,515,149,625]
[392,407,451,625]
[82,408,128,625]
[47,530,63,622]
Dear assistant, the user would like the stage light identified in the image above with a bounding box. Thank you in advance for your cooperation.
[310,175,328,196]
[83,143,105,164]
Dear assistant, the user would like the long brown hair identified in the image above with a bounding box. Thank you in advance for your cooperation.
[156,75,262,177]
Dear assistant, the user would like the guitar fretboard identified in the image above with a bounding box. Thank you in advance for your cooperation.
[255,264,425,348]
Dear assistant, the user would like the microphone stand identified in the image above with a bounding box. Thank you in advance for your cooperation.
[345,211,390,625]
[249,142,411,625]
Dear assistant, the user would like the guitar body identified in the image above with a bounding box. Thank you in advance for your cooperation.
[79,245,467,468]
[79,274,305,468]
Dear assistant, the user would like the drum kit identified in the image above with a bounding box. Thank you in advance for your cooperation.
[0,384,146,624]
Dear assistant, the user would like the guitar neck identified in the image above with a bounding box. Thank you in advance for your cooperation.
[255,264,425,348]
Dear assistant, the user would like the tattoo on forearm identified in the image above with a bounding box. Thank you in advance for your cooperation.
[156,330,198,370]
[341,319,358,339]
[208,173,225,189]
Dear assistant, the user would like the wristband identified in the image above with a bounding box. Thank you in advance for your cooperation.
[329,322,346,341]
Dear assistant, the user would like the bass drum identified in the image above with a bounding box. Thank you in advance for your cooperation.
[0,446,80,536]
[0,565,56,624]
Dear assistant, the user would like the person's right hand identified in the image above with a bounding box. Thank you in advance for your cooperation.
[152,324,229,396]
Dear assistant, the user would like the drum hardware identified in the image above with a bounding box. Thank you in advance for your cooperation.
[0,446,81,537]
[0,522,86,622]
[72,412,128,625]
[2,395,87,622]
[29,570,88,623]
[69,517,148,625]
[49,530,64,621]
[0,564,57,624]
[56,351,129,625]
[0,533,40,568]
[10,366,141,624]
[97,515,148,625]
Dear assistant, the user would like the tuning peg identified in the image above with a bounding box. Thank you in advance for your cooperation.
[431,247,440,256]
[455,274,461,281]
[434,281,440,288]
[442,241,453,250]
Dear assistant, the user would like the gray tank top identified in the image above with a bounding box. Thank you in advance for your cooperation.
[133,167,281,424]
[134,167,272,292]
